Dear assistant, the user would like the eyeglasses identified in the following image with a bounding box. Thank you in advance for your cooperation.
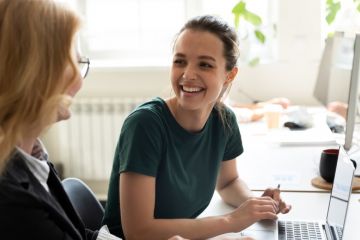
[78,57,90,78]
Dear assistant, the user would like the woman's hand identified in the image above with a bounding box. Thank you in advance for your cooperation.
[262,187,292,214]
[226,196,279,232]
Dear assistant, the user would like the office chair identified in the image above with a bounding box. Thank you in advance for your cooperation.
[62,178,104,231]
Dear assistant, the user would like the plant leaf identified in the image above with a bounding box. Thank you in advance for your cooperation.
[243,10,262,26]
[357,3,360,12]
[232,1,246,14]
[326,11,337,24]
[232,1,246,29]
[326,2,341,24]
[249,57,260,67]
[233,14,240,29]
[254,30,266,44]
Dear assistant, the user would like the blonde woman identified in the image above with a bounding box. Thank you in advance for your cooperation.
[0,1,118,239]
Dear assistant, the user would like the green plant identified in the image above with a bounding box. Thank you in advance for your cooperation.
[326,0,341,24]
[326,0,360,25]
[232,0,266,66]
[232,0,266,44]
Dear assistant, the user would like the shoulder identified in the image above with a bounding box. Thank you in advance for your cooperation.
[124,98,167,128]
[0,156,87,240]
[120,98,167,141]
[213,103,238,126]
[0,152,29,189]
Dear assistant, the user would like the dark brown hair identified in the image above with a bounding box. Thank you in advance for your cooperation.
[178,15,239,71]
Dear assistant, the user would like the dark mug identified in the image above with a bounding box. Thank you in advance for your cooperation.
[319,148,339,183]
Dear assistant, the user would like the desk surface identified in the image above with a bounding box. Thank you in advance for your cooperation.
[237,123,337,191]
[199,191,360,240]
[236,108,360,192]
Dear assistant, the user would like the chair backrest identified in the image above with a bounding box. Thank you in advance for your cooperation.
[62,177,104,231]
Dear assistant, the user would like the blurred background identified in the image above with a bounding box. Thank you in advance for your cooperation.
[44,0,360,198]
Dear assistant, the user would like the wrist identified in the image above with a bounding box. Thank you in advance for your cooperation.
[222,213,237,233]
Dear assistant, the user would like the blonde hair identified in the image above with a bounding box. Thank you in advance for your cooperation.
[0,0,81,174]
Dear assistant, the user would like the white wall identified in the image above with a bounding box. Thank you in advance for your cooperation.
[77,67,172,99]
[78,0,328,106]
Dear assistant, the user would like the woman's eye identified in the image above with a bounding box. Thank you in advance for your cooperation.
[173,59,185,65]
[200,62,213,68]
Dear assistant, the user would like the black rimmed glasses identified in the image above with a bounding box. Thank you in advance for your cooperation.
[78,57,90,79]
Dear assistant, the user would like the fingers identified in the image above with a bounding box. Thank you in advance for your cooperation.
[280,202,292,214]
[254,197,279,212]
[249,197,279,220]
[278,198,292,214]
[262,188,280,202]
[262,188,292,214]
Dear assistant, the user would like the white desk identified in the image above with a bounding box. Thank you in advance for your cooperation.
[199,191,360,240]
[237,120,339,192]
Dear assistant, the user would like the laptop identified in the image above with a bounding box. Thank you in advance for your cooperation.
[239,145,355,240]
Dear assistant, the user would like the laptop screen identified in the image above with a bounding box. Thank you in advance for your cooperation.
[326,146,355,238]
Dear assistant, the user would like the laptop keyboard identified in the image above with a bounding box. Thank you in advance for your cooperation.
[278,221,323,240]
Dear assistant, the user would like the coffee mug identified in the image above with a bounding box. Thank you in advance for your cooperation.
[319,148,339,183]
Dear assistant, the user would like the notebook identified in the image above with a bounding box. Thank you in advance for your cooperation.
[267,126,337,146]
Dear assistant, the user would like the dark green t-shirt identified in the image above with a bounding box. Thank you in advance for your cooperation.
[102,97,243,238]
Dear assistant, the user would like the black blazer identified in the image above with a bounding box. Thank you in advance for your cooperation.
[0,152,98,240]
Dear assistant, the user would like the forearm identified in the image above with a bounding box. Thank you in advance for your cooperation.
[124,215,233,240]
[217,177,253,208]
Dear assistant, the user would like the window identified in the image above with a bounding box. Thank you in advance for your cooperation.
[322,0,360,38]
[73,0,275,67]
[199,0,277,65]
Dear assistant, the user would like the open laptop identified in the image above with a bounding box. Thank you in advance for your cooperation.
[240,145,355,240]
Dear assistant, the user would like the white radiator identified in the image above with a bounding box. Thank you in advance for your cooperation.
[56,98,145,180]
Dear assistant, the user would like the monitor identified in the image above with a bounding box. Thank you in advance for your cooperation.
[313,32,340,105]
[314,32,354,106]
[313,33,360,151]
[344,34,360,151]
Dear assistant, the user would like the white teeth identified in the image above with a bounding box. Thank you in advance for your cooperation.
[182,86,203,93]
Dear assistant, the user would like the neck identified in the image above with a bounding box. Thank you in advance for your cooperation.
[18,137,37,155]
[166,98,214,133]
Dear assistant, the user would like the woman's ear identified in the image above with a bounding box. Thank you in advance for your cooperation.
[225,67,238,84]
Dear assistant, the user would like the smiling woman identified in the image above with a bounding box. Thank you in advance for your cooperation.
[102,15,291,240]
[168,21,239,131]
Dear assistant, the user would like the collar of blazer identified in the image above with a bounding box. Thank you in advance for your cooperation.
[0,152,85,240]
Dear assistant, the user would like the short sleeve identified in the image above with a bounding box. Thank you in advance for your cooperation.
[223,108,244,161]
[117,109,164,177]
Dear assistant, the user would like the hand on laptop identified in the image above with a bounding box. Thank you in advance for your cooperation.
[262,187,292,214]
[225,196,279,233]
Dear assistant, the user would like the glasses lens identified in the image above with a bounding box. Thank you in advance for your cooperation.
[78,58,89,78]
[80,63,88,78]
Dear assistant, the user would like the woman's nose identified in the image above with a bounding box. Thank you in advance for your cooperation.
[182,65,197,80]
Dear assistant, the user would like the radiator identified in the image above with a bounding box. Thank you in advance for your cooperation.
[56,97,145,180]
